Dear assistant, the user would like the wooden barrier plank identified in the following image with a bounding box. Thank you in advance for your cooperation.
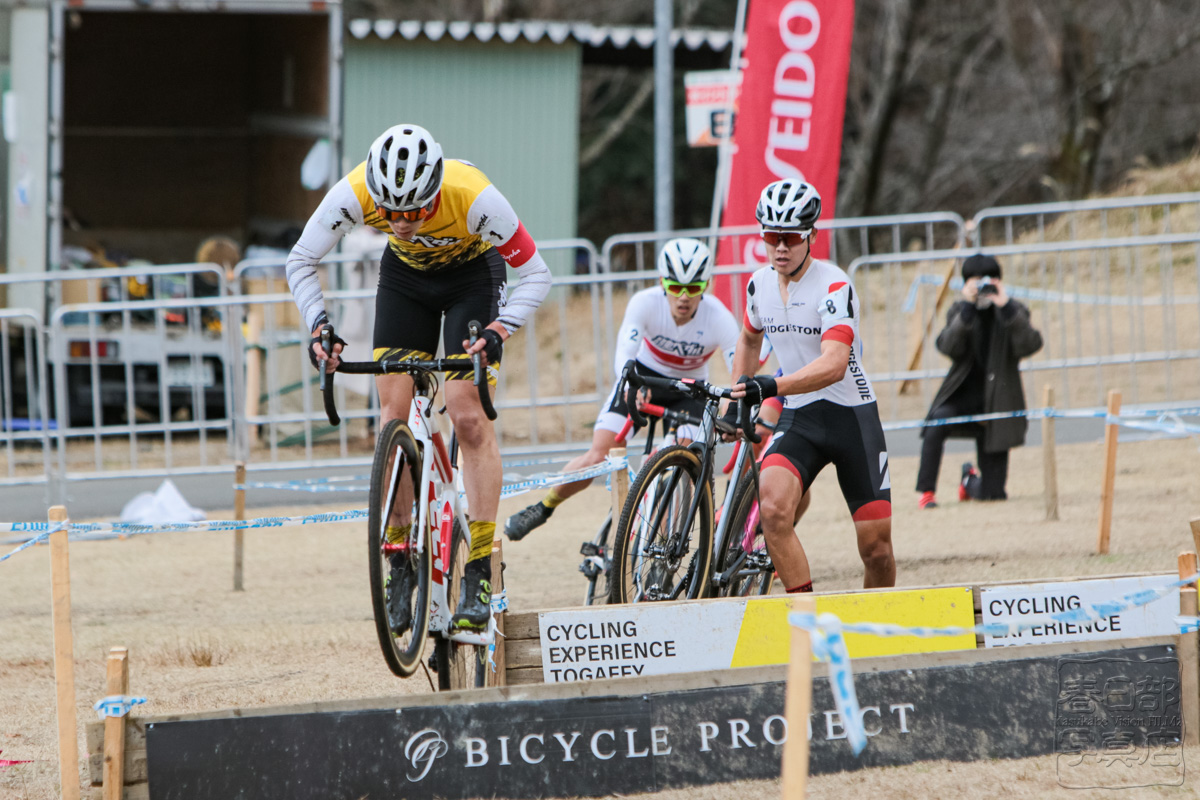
[1191,518,1200,560]
[102,647,130,800]
[88,750,147,786]
[1178,553,1199,747]
[233,462,246,592]
[781,597,813,800]
[505,639,543,671]
[504,612,540,640]
[50,505,81,800]
[87,720,148,766]
[1096,389,1121,554]
[491,542,506,687]
[1042,384,1059,521]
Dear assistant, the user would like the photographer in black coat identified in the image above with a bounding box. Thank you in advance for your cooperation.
[916,254,1043,508]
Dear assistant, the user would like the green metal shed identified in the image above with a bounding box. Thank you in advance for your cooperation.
[344,29,580,274]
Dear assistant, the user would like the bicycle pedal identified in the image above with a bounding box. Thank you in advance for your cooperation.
[580,542,606,558]
[579,560,601,579]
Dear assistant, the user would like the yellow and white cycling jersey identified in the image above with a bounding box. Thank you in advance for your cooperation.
[286,157,549,334]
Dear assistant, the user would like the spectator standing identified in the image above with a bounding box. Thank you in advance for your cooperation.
[916,254,1043,508]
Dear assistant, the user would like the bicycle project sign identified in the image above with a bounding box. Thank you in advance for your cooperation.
[142,644,1181,799]
[537,589,976,683]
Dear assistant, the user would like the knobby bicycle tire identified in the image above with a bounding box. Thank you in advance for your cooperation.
[436,520,495,690]
[714,470,775,597]
[368,419,432,677]
[609,445,714,604]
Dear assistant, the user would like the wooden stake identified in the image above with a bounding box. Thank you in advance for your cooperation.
[1178,553,1200,747]
[899,255,962,396]
[1190,518,1200,561]
[233,462,246,592]
[611,447,629,523]
[244,305,264,441]
[49,505,80,800]
[781,596,814,800]
[101,648,129,800]
[1096,390,1121,555]
[491,542,507,687]
[1042,385,1059,521]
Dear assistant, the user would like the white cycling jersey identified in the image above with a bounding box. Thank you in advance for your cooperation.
[613,288,739,379]
[744,259,876,409]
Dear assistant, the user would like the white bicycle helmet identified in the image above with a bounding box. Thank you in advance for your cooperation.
[656,238,714,284]
[364,124,445,211]
[755,179,822,232]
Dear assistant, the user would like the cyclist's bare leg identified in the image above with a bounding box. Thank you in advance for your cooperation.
[377,373,416,529]
[759,464,811,588]
[445,379,501,526]
[854,517,895,588]
[551,427,620,501]
[794,488,811,524]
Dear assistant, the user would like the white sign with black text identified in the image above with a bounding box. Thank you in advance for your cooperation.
[538,602,746,683]
[981,575,1179,648]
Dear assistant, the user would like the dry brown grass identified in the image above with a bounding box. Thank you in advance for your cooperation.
[2,431,1199,798]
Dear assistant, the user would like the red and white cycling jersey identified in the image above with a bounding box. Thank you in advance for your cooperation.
[613,288,739,379]
[744,259,876,409]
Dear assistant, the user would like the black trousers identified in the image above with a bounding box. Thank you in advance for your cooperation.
[915,402,1009,500]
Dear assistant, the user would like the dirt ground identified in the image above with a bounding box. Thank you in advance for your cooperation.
[1,432,1199,799]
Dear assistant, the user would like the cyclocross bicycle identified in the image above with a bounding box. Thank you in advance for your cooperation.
[606,361,759,604]
[711,438,776,597]
[319,322,501,690]
[578,404,709,606]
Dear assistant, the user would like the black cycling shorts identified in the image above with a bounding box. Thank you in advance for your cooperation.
[761,400,892,520]
[596,363,706,440]
[372,245,505,383]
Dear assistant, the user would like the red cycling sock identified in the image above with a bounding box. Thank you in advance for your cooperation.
[786,581,813,593]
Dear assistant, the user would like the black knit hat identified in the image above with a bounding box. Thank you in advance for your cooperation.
[962,254,1002,280]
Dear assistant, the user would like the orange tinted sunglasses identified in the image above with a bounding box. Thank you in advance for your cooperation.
[761,230,808,247]
[376,199,436,223]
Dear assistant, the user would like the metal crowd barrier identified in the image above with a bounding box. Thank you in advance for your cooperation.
[600,213,966,325]
[973,191,1200,248]
[5,212,1200,498]
[0,309,52,485]
[847,233,1200,420]
[0,263,227,488]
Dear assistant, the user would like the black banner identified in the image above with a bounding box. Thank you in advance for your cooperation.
[146,644,1180,799]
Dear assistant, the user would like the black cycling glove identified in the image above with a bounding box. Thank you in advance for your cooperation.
[739,375,778,405]
[718,402,740,435]
[307,323,347,370]
[478,328,504,365]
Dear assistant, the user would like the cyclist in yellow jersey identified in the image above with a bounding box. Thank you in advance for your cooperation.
[287,124,551,631]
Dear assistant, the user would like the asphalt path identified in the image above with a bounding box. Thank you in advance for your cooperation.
[0,418,1118,525]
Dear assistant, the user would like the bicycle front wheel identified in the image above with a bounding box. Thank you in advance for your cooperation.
[609,445,714,604]
[436,520,495,690]
[715,471,775,597]
[368,419,432,677]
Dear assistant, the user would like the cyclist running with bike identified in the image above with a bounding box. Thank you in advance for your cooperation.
[288,124,551,631]
[504,238,739,541]
[729,180,895,593]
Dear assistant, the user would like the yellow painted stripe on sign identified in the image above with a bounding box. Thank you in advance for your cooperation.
[729,587,977,667]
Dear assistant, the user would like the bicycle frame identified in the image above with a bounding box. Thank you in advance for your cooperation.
[381,391,495,648]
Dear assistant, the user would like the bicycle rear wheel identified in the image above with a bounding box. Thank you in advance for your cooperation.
[715,471,775,597]
[436,521,495,690]
[581,513,612,606]
[368,419,432,677]
[609,445,714,604]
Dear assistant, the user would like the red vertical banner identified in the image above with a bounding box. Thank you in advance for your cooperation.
[715,0,856,305]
